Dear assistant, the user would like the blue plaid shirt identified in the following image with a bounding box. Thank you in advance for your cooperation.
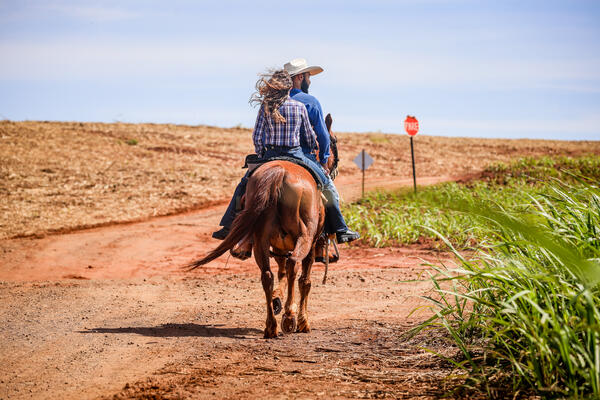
[252,97,317,157]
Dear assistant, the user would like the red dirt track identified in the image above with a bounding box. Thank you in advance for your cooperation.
[0,176,465,399]
[0,175,460,282]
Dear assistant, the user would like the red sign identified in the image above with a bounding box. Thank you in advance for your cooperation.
[404,116,419,136]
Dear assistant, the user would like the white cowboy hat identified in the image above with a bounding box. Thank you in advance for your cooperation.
[284,58,323,77]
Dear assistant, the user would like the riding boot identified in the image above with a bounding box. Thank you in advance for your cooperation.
[322,185,360,243]
[314,234,339,264]
[324,202,347,233]
[321,184,345,233]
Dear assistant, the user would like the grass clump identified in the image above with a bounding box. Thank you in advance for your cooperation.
[482,155,600,184]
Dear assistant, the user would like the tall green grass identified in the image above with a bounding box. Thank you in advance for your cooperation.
[343,155,600,249]
[345,155,600,397]
[416,179,600,398]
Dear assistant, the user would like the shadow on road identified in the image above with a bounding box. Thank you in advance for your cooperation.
[79,323,262,338]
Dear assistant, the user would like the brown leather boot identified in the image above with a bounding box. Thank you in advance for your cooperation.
[230,237,252,260]
[314,234,339,264]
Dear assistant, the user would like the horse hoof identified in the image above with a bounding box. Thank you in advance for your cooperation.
[263,329,278,339]
[297,319,311,333]
[281,314,297,334]
[272,297,282,315]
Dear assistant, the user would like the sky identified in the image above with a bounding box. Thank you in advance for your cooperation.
[1,0,599,140]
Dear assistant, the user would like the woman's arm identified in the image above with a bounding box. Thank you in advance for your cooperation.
[300,104,317,154]
[252,108,266,156]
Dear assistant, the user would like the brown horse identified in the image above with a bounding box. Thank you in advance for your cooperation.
[229,113,339,265]
[188,160,325,338]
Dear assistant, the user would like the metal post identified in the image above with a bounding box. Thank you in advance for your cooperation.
[361,149,365,198]
[410,137,417,193]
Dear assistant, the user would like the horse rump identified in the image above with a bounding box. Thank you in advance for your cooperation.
[187,165,286,269]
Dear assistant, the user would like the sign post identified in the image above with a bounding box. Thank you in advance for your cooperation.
[404,116,419,193]
[362,150,365,197]
[353,149,374,199]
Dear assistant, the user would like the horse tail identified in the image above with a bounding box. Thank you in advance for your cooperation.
[187,165,286,270]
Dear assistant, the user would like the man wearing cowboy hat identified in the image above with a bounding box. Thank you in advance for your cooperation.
[284,58,330,170]
[212,61,359,244]
[284,58,359,243]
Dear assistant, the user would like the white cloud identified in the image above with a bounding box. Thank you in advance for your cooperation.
[0,1,140,23]
[0,40,260,80]
[322,111,600,139]
[1,36,598,94]
[426,115,600,136]
[45,4,139,22]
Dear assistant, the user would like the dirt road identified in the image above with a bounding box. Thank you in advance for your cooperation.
[0,175,460,282]
[0,176,463,399]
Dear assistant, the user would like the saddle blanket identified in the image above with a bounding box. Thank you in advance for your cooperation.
[242,154,324,190]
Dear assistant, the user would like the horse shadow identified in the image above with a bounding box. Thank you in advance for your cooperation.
[79,323,262,339]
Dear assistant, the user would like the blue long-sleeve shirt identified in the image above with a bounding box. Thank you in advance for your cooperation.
[290,88,330,165]
[252,97,317,157]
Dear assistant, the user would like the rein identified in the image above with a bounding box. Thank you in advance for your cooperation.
[329,133,339,180]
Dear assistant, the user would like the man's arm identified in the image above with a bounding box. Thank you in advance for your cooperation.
[300,105,318,153]
[306,99,330,166]
[252,108,266,156]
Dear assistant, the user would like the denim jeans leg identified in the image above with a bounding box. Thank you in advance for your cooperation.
[322,180,349,233]
[219,172,249,228]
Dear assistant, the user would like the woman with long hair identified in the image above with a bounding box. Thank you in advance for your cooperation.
[213,69,359,244]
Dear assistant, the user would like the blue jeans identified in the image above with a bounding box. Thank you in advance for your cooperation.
[219,147,349,233]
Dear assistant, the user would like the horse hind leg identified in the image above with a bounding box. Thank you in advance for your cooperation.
[271,256,287,316]
[297,247,315,333]
[254,234,277,339]
[294,200,319,333]
[281,257,298,334]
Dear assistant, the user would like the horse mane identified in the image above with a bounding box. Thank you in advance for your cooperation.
[325,113,339,177]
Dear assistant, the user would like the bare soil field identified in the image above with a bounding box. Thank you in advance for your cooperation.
[1,120,597,399]
[2,120,599,239]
